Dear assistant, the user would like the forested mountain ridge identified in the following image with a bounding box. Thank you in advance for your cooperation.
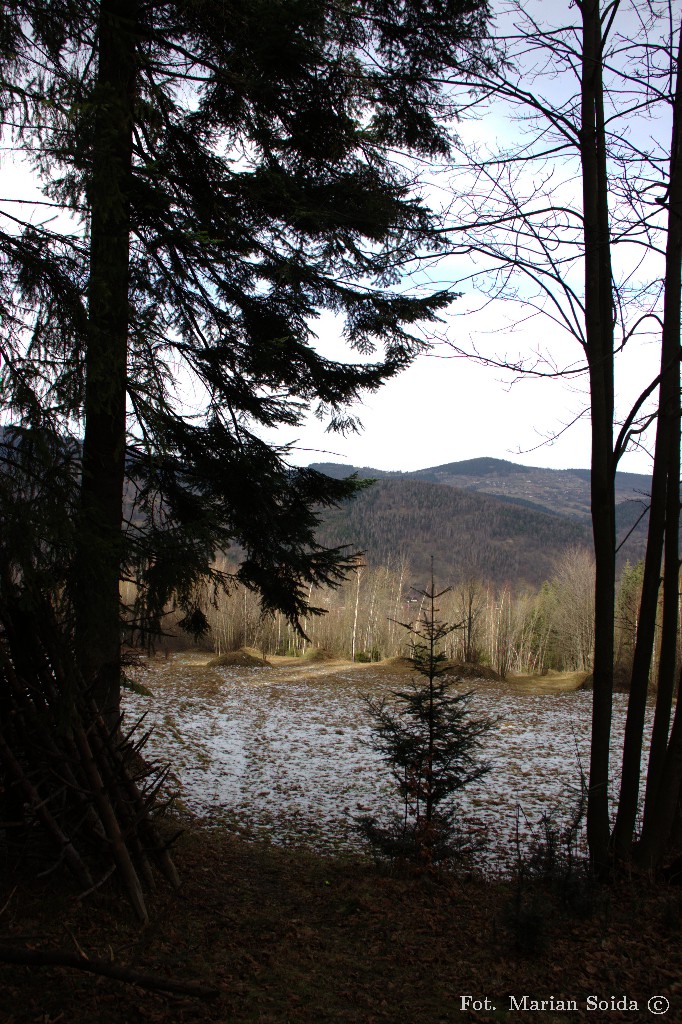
[316,477,590,587]
[310,457,651,521]
[312,460,651,587]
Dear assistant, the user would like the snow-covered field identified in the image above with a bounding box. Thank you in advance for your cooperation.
[125,654,652,869]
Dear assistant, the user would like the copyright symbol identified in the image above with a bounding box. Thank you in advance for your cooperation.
[648,996,670,1014]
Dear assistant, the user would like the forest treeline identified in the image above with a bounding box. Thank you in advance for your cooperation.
[168,547,655,686]
[315,477,651,589]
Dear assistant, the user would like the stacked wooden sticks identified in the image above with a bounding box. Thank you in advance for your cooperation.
[0,590,179,923]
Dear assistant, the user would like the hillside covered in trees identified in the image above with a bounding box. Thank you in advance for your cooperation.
[312,457,651,518]
[313,459,652,586]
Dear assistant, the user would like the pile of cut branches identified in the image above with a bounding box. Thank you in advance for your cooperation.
[0,583,178,923]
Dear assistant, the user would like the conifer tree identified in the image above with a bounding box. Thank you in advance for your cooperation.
[0,1,493,722]
[359,574,492,864]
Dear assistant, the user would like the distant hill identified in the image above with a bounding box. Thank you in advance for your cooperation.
[310,457,651,522]
[316,477,592,587]
[308,462,394,481]
[311,458,652,587]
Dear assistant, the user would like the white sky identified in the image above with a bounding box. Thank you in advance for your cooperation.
[0,156,660,481]
[270,0,672,478]
[265,302,659,476]
[268,0,674,478]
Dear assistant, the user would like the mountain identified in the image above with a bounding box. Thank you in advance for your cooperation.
[310,457,651,521]
[316,477,591,587]
[312,458,652,587]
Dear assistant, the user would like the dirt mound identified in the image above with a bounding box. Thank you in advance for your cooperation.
[379,658,502,682]
[508,670,590,694]
[302,647,337,663]
[445,662,502,682]
[381,656,415,672]
[207,649,269,668]
[582,666,629,693]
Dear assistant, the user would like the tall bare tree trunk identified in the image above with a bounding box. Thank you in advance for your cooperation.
[351,566,361,662]
[613,115,681,854]
[632,21,682,867]
[75,0,138,728]
[579,0,617,870]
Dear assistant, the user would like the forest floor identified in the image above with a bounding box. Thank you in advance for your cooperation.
[0,657,670,1023]
[1,820,682,1024]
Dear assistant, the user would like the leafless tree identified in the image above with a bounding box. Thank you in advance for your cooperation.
[550,547,596,672]
[435,0,681,867]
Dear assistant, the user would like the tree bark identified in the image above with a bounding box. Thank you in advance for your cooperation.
[579,0,617,870]
[75,0,138,728]
[632,20,682,867]
[639,420,681,838]
[612,71,682,849]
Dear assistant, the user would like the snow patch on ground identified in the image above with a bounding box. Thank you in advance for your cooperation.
[125,656,652,868]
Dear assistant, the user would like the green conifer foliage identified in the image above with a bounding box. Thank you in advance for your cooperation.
[359,573,492,864]
[0,1,492,715]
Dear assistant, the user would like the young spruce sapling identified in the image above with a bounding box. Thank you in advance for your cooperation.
[359,570,492,865]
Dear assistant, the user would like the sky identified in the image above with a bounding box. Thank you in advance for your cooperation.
[3,142,612,474]
[0,0,671,480]
[276,0,675,478]
[261,312,596,474]
[0,156,660,481]
[262,300,659,477]
[264,0,673,478]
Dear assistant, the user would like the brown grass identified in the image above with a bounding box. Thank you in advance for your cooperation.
[505,671,590,695]
[301,647,338,663]
[379,655,415,672]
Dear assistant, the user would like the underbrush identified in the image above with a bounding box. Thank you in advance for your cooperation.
[1,822,679,1023]
[504,790,609,955]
